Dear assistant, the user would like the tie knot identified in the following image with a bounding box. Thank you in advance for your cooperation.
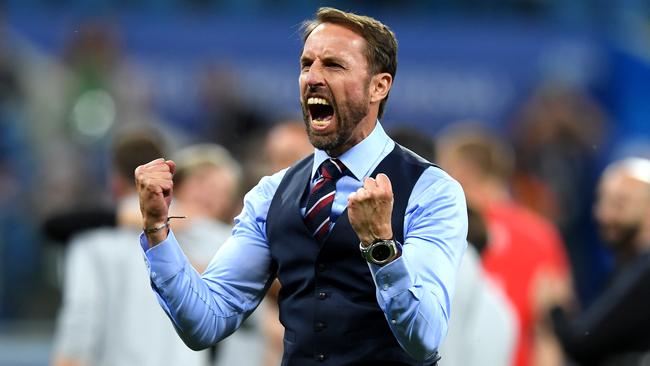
[319,158,347,181]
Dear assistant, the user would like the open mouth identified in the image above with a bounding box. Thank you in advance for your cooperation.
[307,97,334,129]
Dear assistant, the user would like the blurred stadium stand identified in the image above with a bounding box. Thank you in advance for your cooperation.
[1,1,649,365]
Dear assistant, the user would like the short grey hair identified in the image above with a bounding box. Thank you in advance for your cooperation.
[603,157,650,186]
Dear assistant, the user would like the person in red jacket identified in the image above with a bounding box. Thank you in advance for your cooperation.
[438,125,571,366]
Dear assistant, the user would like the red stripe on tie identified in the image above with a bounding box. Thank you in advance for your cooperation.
[314,218,331,240]
[310,179,327,195]
[306,193,335,220]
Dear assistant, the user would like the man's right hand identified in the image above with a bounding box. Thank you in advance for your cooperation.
[135,158,176,246]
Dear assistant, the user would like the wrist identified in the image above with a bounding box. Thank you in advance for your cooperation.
[143,216,186,248]
[146,227,169,248]
[360,232,393,248]
[143,215,167,229]
[360,239,401,266]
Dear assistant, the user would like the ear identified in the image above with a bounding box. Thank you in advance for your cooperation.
[369,72,392,104]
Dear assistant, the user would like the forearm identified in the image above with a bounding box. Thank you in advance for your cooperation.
[370,171,466,361]
[142,231,271,350]
[151,261,242,349]
[549,305,613,363]
[372,257,448,361]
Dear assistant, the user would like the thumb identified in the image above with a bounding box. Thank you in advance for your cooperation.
[376,173,392,194]
[165,160,176,175]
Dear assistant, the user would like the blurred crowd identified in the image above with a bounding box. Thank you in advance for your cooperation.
[1,3,650,366]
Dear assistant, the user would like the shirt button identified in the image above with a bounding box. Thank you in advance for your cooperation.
[382,284,389,291]
[316,353,327,362]
[318,291,328,300]
[151,272,157,279]
[391,319,397,325]
[314,322,327,332]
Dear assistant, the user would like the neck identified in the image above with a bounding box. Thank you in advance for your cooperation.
[327,114,377,157]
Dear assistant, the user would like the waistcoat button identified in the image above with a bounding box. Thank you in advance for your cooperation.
[318,291,327,300]
[314,321,326,331]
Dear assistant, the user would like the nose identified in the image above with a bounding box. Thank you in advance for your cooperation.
[304,62,325,90]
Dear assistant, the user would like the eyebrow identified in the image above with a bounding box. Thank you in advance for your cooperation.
[300,55,312,65]
[321,55,346,65]
[299,54,347,66]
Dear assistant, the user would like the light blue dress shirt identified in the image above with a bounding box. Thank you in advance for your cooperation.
[140,122,468,361]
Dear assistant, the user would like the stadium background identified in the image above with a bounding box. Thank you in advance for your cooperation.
[0,0,649,364]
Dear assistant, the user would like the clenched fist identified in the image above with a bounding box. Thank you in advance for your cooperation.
[135,158,176,246]
[347,173,394,247]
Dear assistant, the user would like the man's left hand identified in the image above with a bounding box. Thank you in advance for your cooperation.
[348,173,394,247]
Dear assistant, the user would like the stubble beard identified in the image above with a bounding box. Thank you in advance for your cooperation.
[602,221,641,256]
[301,94,369,155]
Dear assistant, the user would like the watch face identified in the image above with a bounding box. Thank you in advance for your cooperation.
[371,244,392,262]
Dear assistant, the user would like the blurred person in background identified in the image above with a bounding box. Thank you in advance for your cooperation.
[540,157,650,366]
[440,206,518,366]
[196,63,270,160]
[437,125,571,366]
[171,144,266,366]
[388,127,436,162]
[259,120,314,366]
[52,133,241,366]
[135,8,467,365]
[391,127,517,366]
[37,19,166,224]
[510,84,610,307]
[264,121,315,175]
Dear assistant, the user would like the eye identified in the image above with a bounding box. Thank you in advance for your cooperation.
[300,60,312,72]
[326,62,344,69]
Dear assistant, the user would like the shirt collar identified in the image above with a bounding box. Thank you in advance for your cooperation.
[312,121,392,181]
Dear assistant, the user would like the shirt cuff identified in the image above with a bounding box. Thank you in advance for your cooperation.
[371,255,415,301]
[139,229,188,285]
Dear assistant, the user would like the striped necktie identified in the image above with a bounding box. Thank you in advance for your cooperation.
[304,158,349,242]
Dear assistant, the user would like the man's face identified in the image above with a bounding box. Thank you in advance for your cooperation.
[299,23,373,156]
[594,172,650,251]
[265,125,313,173]
[178,166,237,222]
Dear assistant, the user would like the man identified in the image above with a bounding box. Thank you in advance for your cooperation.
[544,157,650,365]
[437,126,570,366]
[136,8,467,365]
[264,121,315,174]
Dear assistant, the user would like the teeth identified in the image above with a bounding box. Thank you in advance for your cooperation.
[307,97,330,106]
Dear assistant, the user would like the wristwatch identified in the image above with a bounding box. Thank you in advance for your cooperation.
[360,239,401,266]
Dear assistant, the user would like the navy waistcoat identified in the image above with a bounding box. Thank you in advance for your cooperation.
[266,144,440,366]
